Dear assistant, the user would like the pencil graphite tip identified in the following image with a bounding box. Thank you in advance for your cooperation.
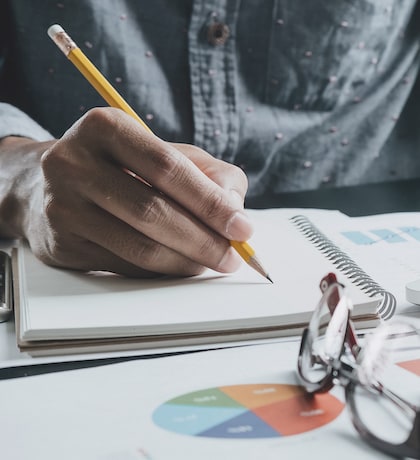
[246,254,272,283]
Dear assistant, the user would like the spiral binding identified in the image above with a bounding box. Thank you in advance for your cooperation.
[290,215,396,320]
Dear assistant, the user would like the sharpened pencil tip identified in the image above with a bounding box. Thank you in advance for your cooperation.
[246,255,272,283]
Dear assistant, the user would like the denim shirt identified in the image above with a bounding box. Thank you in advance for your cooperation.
[1,0,419,196]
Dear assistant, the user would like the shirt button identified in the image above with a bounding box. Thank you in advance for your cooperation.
[207,22,230,46]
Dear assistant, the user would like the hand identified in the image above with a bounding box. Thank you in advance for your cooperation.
[0,108,253,277]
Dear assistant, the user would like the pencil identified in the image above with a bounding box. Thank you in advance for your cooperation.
[47,24,272,283]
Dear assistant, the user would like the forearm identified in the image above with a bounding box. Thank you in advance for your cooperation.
[0,136,54,237]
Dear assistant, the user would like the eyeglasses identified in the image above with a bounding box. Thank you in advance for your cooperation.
[297,272,420,459]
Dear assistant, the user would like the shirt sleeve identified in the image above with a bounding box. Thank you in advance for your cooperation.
[0,103,54,141]
[0,3,53,142]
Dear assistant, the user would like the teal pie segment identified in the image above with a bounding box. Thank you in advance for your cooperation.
[152,404,247,436]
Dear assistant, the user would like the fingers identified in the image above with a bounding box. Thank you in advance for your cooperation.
[68,199,241,275]
[38,170,241,275]
[171,142,249,208]
[39,238,172,278]
[72,161,241,270]
[73,108,254,242]
[42,235,207,278]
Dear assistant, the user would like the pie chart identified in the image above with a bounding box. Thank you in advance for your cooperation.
[153,383,344,439]
[399,358,420,376]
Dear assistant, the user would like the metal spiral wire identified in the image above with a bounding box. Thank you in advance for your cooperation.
[290,215,396,320]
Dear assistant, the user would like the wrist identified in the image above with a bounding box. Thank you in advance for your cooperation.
[0,136,55,238]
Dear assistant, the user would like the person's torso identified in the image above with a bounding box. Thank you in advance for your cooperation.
[1,0,419,195]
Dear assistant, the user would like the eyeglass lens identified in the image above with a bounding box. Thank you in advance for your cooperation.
[299,283,351,390]
[349,322,420,448]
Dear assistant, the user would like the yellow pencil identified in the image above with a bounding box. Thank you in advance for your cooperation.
[47,24,272,282]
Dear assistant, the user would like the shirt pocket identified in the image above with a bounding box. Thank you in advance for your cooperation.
[265,0,396,111]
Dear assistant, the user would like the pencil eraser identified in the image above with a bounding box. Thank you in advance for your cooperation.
[47,24,64,39]
[406,279,420,305]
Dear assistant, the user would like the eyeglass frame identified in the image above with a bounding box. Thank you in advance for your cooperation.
[297,272,420,459]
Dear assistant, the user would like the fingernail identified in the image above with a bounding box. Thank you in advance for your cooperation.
[217,248,241,273]
[226,211,253,241]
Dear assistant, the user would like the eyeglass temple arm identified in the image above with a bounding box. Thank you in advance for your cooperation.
[320,273,360,358]
[380,383,418,417]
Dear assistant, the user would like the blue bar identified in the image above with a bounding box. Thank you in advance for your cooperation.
[370,229,406,243]
[340,231,376,245]
[399,227,420,242]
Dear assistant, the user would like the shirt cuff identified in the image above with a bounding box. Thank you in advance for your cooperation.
[0,103,54,141]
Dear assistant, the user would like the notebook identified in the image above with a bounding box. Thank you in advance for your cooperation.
[12,208,401,357]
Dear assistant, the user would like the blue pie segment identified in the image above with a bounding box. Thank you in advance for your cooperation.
[198,409,280,438]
